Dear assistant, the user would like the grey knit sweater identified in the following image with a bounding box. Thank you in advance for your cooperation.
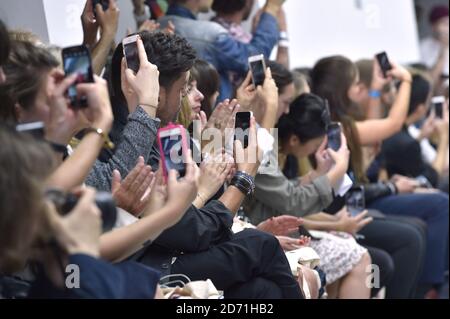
[85,106,160,192]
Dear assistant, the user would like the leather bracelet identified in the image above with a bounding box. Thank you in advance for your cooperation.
[231,171,255,196]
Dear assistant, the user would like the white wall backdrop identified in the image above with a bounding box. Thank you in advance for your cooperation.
[1,0,421,68]
[257,0,421,68]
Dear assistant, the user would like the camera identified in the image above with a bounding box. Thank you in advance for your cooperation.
[46,189,117,232]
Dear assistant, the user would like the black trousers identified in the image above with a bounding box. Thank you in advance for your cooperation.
[359,214,426,299]
[172,228,303,299]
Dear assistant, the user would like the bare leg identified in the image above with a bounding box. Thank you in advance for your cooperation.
[326,279,340,299]
[338,252,372,299]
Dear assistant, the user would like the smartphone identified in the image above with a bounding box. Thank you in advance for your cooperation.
[346,186,366,217]
[16,121,45,139]
[248,54,266,87]
[62,45,94,108]
[157,124,189,181]
[327,122,342,152]
[122,35,140,74]
[375,51,393,78]
[235,111,252,149]
[432,96,445,119]
[92,0,109,16]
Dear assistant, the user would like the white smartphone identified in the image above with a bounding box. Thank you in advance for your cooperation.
[122,35,140,74]
[248,54,266,87]
[431,96,446,119]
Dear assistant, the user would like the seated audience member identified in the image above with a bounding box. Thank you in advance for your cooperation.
[105,31,304,299]
[190,59,221,117]
[0,126,163,299]
[420,5,449,89]
[381,73,449,189]
[158,0,283,100]
[311,55,448,298]
[0,40,119,192]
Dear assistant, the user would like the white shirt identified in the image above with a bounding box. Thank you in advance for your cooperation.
[407,125,437,164]
[420,36,449,76]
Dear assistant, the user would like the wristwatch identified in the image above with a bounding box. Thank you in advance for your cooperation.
[84,127,115,150]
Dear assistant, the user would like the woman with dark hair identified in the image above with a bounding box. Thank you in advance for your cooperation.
[190,59,220,118]
[311,55,447,298]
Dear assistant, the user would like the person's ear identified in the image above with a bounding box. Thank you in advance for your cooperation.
[289,134,301,148]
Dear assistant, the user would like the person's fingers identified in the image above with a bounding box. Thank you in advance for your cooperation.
[242,71,253,88]
[248,116,258,148]
[136,170,154,198]
[111,169,122,193]
[54,74,77,96]
[317,136,328,153]
[354,210,369,222]
[168,169,178,185]
[358,217,374,229]
[122,157,145,190]
[130,165,152,193]
[265,67,273,80]
[136,37,149,67]
[200,111,208,126]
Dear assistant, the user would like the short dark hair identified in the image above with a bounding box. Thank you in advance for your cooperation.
[110,31,196,106]
[0,20,10,65]
[267,60,293,94]
[277,93,328,144]
[212,0,247,15]
[0,40,59,122]
[408,74,431,115]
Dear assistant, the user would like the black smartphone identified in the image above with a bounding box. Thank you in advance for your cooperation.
[432,96,445,119]
[92,0,109,16]
[346,186,366,217]
[16,122,45,139]
[375,51,393,78]
[62,45,94,108]
[327,122,342,152]
[248,54,266,87]
[235,111,252,149]
[122,35,140,74]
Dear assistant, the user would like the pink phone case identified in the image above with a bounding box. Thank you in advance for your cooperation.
[157,123,189,181]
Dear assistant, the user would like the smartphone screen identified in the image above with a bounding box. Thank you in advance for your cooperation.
[346,187,365,217]
[62,45,94,108]
[375,52,393,78]
[123,36,140,74]
[327,123,342,152]
[249,55,266,87]
[235,112,251,149]
[432,96,445,119]
[160,131,186,178]
[16,122,45,139]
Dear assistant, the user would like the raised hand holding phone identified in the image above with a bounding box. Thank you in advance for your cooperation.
[249,54,266,87]
[62,45,94,108]
[123,36,160,118]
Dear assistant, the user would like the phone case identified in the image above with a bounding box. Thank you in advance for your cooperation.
[157,123,189,181]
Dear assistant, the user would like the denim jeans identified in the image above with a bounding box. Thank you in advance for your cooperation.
[368,192,449,285]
